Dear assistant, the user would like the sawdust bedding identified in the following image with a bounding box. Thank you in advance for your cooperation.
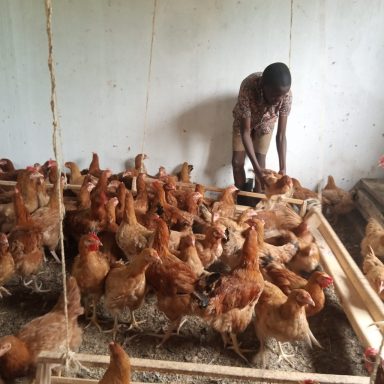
[0,210,370,383]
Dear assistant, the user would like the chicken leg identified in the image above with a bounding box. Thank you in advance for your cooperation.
[50,249,62,264]
[85,297,103,332]
[277,341,295,367]
[228,333,255,364]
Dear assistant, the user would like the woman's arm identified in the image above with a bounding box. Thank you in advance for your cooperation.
[276,114,287,175]
[240,117,264,181]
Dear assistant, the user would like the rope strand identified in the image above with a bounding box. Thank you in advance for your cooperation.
[140,0,158,157]
[44,0,71,373]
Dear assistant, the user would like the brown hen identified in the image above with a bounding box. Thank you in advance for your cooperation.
[98,342,131,384]
[72,233,110,330]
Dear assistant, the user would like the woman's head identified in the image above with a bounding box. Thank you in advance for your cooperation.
[262,62,291,105]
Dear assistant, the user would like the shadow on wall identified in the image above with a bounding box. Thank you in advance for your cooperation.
[172,94,237,185]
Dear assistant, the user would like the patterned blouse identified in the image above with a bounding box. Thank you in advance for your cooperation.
[233,72,292,135]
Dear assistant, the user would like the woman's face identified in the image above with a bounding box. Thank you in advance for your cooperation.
[262,84,290,105]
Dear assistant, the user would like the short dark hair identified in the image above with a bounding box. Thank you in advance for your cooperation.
[262,62,291,88]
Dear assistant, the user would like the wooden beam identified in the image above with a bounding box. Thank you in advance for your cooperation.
[37,352,369,383]
[51,380,149,384]
[307,211,384,323]
[310,225,383,354]
[0,180,82,190]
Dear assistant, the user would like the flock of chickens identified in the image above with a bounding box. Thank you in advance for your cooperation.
[0,153,383,383]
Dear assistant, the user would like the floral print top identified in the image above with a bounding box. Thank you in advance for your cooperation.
[232,72,292,135]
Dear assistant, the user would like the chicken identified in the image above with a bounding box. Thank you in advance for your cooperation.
[65,161,86,186]
[0,167,41,233]
[98,342,131,384]
[304,271,333,317]
[90,170,111,225]
[263,262,308,295]
[321,175,354,223]
[361,218,384,259]
[364,347,384,384]
[77,176,96,210]
[98,197,125,263]
[195,223,227,268]
[252,204,303,233]
[134,173,149,217]
[268,221,314,251]
[291,178,319,200]
[0,276,83,380]
[219,209,261,269]
[163,177,178,207]
[151,181,194,229]
[16,166,41,213]
[0,233,15,298]
[146,218,200,345]
[253,281,321,367]
[115,182,127,224]
[104,248,161,339]
[8,189,45,291]
[212,185,238,219]
[201,221,265,362]
[0,158,15,173]
[88,152,105,178]
[264,175,294,198]
[134,153,148,174]
[260,241,299,268]
[71,233,110,330]
[0,336,31,380]
[184,191,203,215]
[155,166,168,180]
[30,172,64,263]
[362,246,384,299]
[177,161,193,183]
[264,264,333,316]
[178,234,205,276]
[287,242,321,275]
[116,190,153,259]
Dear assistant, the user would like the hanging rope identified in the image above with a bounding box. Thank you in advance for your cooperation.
[140,0,158,157]
[44,0,71,373]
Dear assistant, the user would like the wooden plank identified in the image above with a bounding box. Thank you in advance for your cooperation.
[307,211,384,324]
[0,180,82,190]
[355,189,384,226]
[35,363,52,384]
[37,352,369,383]
[0,179,304,205]
[358,178,384,209]
[310,225,383,357]
[52,380,149,384]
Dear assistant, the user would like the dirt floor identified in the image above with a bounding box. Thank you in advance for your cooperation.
[0,209,372,383]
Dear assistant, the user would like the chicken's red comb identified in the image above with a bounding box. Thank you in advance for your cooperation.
[26,166,35,171]
[89,232,100,241]
[365,346,378,357]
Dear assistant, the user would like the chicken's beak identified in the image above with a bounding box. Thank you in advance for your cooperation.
[379,281,384,294]
[306,297,316,307]
[0,342,12,355]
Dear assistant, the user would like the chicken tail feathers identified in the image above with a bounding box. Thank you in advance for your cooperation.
[324,175,337,190]
[307,327,322,349]
[54,276,84,317]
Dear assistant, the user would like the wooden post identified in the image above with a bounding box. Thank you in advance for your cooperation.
[35,362,52,384]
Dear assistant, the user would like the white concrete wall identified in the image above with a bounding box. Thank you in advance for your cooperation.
[0,0,383,189]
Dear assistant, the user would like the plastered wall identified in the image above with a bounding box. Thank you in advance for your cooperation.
[1,0,383,189]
